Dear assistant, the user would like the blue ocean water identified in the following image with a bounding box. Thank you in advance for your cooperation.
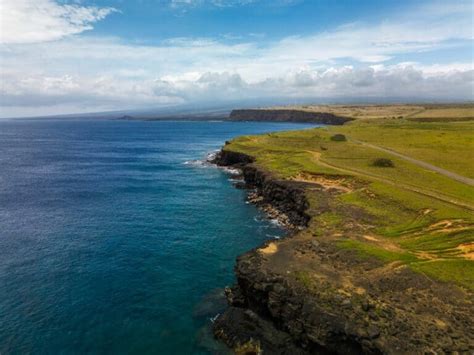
[0,120,314,354]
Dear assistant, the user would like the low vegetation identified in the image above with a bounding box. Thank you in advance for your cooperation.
[330,134,347,142]
[235,340,262,355]
[371,158,394,167]
[225,104,474,290]
[409,107,474,122]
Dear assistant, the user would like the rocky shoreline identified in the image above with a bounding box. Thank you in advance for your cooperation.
[209,148,474,354]
[213,148,311,228]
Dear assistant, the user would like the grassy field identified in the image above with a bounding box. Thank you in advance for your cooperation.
[268,104,425,120]
[225,105,474,290]
[409,107,474,122]
[335,120,474,178]
[267,103,473,121]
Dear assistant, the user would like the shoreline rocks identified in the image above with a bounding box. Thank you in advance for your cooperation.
[211,150,310,230]
[209,148,474,354]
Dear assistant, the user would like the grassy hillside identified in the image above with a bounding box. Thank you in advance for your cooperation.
[225,108,474,290]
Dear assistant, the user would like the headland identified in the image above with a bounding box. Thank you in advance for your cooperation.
[211,103,474,354]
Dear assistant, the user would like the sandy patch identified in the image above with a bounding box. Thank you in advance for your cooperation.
[340,278,367,295]
[363,235,379,242]
[259,242,278,255]
[429,220,453,230]
[422,208,433,215]
[414,251,438,260]
[293,172,353,193]
[361,234,405,253]
[427,219,471,234]
[433,319,448,329]
[457,243,474,260]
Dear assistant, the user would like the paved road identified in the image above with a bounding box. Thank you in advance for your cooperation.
[354,140,474,187]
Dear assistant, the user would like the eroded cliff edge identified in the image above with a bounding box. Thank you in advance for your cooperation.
[229,109,352,125]
[211,149,474,354]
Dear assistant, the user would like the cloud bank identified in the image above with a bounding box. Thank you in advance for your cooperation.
[0,0,472,117]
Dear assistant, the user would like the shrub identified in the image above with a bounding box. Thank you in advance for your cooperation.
[235,340,262,355]
[330,134,347,142]
[372,158,394,167]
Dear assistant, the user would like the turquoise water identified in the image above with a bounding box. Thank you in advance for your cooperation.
[0,120,314,354]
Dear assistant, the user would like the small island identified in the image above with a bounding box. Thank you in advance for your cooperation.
[212,104,474,353]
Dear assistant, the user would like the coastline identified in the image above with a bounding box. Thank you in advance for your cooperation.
[210,147,474,354]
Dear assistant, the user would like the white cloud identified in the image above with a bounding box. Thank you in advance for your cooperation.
[0,0,473,117]
[2,65,472,114]
[0,0,117,44]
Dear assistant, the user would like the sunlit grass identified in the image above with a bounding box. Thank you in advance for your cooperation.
[224,114,474,289]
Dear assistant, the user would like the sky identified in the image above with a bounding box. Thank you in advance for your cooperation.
[0,0,473,118]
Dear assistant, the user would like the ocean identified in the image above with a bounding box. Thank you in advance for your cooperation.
[0,119,314,354]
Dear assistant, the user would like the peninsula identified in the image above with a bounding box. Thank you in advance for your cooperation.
[212,104,474,353]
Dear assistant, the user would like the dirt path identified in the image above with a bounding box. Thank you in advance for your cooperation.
[353,140,474,186]
[307,151,474,212]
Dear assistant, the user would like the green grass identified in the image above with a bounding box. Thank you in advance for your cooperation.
[294,270,315,290]
[224,114,474,289]
[410,107,474,122]
[399,230,474,257]
[318,211,344,228]
[228,127,474,206]
[339,182,473,237]
[411,260,474,291]
[338,240,419,263]
[335,120,474,178]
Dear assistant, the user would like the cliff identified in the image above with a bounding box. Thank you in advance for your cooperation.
[211,149,474,354]
[229,109,352,125]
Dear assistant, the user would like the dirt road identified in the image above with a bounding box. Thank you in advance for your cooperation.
[354,140,474,187]
[307,151,474,212]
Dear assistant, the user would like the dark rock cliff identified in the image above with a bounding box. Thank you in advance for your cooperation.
[229,109,352,125]
[212,150,367,354]
[211,149,474,354]
[213,150,310,228]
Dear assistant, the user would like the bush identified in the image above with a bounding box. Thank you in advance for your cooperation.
[235,340,262,355]
[330,134,347,142]
[372,158,394,167]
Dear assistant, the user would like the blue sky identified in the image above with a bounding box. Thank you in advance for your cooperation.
[0,0,473,117]
[77,0,407,42]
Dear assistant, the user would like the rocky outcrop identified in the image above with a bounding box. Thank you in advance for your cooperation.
[229,109,352,125]
[213,307,311,355]
[212,149,365,354]
[219,253,375,354]
[212,149,255,167]
[212,148,474,354]
[213,150,310,228]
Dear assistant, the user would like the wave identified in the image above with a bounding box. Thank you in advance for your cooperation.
[221,167,241,175]
[182,159,212,168]
[206,151,218,161]
[269,218,283,227]
[182,150,221,168]
[266,234,281,240]
[182,151,243,179]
